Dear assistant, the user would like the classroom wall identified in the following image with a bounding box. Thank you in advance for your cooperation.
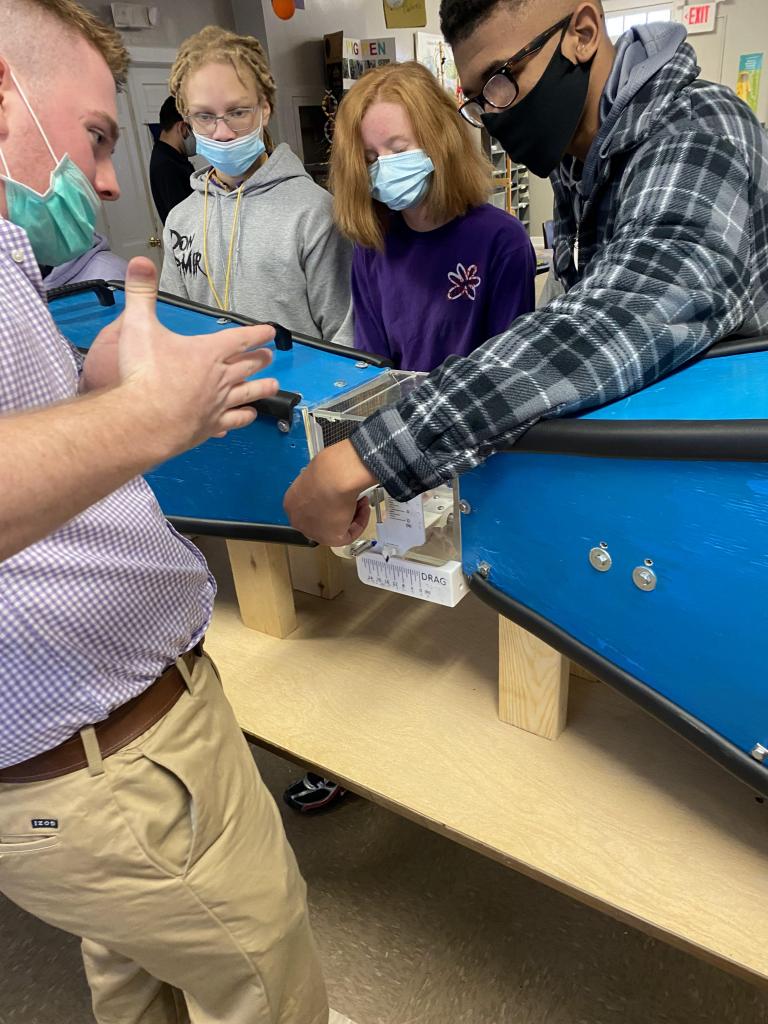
[237,0,445,153]
[88,0,764,230]
[693,0,768,125]
[81,0,235,48]
[230,0,269,51]
[528,0,768,241]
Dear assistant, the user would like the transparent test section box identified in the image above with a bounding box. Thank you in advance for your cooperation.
[304,371,467,607]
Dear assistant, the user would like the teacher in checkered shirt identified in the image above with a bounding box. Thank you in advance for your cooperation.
[284,0,768,544]
[0,2,328,1022]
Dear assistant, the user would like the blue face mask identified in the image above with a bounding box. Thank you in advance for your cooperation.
[0,71,99,267]
[369,149,434,212]
[193,115,266,177]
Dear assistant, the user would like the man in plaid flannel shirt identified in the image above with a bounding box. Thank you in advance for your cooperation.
[284,0,768,544]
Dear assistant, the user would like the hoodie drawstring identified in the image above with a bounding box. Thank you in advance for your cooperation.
[203,169,245,311]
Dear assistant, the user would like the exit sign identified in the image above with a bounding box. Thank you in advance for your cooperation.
[682,2,718,34]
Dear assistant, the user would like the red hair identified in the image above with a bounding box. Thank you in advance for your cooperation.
[331,61,491,250]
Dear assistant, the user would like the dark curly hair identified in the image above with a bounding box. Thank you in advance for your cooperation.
[439,0,530,47]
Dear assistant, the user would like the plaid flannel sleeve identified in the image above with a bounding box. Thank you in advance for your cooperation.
[350,130,753,501]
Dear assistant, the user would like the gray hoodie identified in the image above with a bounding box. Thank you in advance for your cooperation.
[160,144,353,344]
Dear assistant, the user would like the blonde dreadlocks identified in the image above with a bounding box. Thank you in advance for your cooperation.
[169,26,276,151]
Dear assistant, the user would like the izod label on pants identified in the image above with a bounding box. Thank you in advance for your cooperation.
[31,818,58,829]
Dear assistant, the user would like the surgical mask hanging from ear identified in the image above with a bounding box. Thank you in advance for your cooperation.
[193,112,266,177]
[0,71,99,266]
[481,34,593,178]
[369,150,434,212]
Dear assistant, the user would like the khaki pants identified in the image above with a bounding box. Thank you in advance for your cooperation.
[0,654,328,1024]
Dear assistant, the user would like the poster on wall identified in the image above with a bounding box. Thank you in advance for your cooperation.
[383,0,427,29]
[414,32,462,104]
[736,52,763,114]
[343,37,364,87]
[361,36,397,73]
[324,32,396,93]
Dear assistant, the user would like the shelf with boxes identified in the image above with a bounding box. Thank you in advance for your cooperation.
[486,137,530,231]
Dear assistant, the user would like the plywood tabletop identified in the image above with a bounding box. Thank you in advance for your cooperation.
[199,538,768,986]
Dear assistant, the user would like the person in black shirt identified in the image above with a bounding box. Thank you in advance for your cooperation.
[149,95,195,224]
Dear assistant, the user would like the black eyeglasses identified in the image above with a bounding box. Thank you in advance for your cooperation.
[459,14,573,127]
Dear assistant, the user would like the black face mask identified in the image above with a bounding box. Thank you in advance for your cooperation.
[482,39,593,178]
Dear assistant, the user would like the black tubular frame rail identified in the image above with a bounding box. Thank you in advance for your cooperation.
[511,335,768,462]
[50,282,768,463]
[47,278,393,367]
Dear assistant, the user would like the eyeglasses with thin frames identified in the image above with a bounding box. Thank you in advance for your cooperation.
[459,14,573,127]
[187,107,260,136]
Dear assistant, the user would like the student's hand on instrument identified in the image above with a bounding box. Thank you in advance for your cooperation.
[116,258,278,456]
[284,440,377,545]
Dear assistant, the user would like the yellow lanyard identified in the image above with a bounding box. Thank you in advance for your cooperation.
[202,170,245,311]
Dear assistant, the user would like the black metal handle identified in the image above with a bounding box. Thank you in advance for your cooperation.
[47,279,116,307]
[252,389,301,422]
[267,322,292,351]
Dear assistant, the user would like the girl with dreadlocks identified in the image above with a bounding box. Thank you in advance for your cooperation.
[160,26,353,344]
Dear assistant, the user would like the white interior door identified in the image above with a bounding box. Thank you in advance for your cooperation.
[125,63,209,169]
[100,88,163,268]
[126,64,172,175]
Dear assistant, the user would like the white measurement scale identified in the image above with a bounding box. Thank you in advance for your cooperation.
[356,551,467,607]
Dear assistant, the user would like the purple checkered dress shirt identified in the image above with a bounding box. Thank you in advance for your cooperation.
[0,219,215,769]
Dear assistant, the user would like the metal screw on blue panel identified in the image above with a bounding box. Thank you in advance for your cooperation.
[277,420,291,433]
[334,380,347,388]
[459,500,471,514]
[589,547,612,572]
[216,317,230,324]
[355,361,368,368]
[751,743,768,763]
[632,566,657,591]
[477,561,491,579]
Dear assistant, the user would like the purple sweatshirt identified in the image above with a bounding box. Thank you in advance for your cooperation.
[352,204,536,372]
[43,234,127,291]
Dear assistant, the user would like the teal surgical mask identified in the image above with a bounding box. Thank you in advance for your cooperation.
[0,71,100,266]
[369,149,434,211]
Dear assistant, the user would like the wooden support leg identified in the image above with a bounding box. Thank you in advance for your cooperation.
[288,545,343,600]
[498,616,569,740]
[226,540,297,638]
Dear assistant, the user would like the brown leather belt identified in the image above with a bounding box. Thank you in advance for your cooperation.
[0,644,203,785]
